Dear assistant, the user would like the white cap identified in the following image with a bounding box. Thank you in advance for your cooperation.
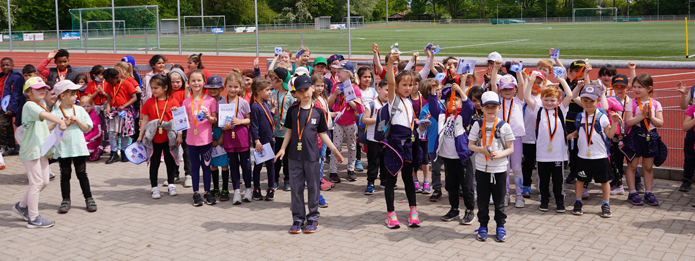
[487,51,502,62]
[54,80,82,97]
[481,91,501,106]
[294,66,309,76]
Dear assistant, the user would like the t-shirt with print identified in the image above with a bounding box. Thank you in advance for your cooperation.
[183,94,217,146]
[220,96,252,152]
[331,83,363,126]
[283,104,327,161]
[438,115,459,159]
[533,104,569,162]
[142,97,180,143]
[521,95,542,144]
[360,87,377,107]
[468,120,515,173]
[625,98,662,131]
[497,96,525,137]
[389,95,414,129]
[20,102,51,162]
[576,111,611,160]
[51,105,93,158]
[105,80,137,108]
[366,99,386,142]
[271,90,296,138]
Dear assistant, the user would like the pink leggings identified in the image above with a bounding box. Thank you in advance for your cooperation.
[506,139,523,196]
[19,157,50,219]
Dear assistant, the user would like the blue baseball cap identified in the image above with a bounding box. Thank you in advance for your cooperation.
[331,60,355,74]
[121,55,139,69]
[204,75,224,89]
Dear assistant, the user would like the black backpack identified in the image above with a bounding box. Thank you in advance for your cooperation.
[535,106,567,140]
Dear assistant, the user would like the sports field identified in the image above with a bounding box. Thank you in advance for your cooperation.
[2,21,692,61]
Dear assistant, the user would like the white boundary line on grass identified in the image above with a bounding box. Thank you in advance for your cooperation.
[401,39,530,53]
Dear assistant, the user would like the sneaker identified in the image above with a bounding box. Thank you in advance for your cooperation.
[168,184,178,196]
[319,194,328,208]
[459,189,464,199]
[184,175,192,188]
[495,227,507,242]
[174,177,180,184]
[635,183,645,193]
[380,179,386,188]
[364,182,375,195]
[204,192,217,205]
[610,185,625,195]
[232,189,242,205]
[385,213,400,229]
[572,201,583,215]
[504,194,510,207]
[408,211,420,227]
[347,171,357,182]
[355,160,364,172]
[284,181,291,191]
[85,197,97,212]
[329,173,341,183]
[429,190,443,202]
[58,199,71,214]
[582,188,590,199]
[522,186,531,198]
[210,189,220,197]
[304,220,318,233]
[644,192,660,206]
[105,152,120,164]
[243,189,253,202]
[192,193,203,206]
[265,188,275,201]
[151,187,161,199]
[414,182,422,193]
[163,180,169,186]
[515,196,525,208]
[679,181,692,192]
[12,202,29,221]
[475,227,488,242]
[489,196,494,205]
[460,209,476,225]
[220,190,230,201]
[601,203,612,218]
[27,215,55,229]
[441,209,460,221]
[628,192,644,206]
[539,202,549,212]
[320,177,335,191]
[565,173,576,184]
[289,221,303,234]
[422,182,432,194]
[252,188,264,201]
[556,202,566,213]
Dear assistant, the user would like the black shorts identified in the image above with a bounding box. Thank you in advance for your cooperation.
[576,157,613,184]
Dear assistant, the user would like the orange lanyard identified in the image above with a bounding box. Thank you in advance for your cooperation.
[482,118,499,161]
[155,98,169,124]
[191,94,204,127]
[227,95,240,119]
[398,95,414,132]
[296,104,314,143]
[277,91,287,129]
[255,98,275,132]
[545,107,558,142]
[636,97,652,130]
[571,66,585,81]
[32,101,50,112]
[584,110,597,147]
[503,98,513,122]
[110,81,123,106]
[59,105,75,121]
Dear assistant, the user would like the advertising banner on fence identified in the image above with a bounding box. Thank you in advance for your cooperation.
[330,24,346,30]
[1,34,24,42]
[61,32,80,40]
[211,28,224,34]
[22,33,44,41]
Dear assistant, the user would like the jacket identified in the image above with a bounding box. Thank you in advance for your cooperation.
[0,70,25,126]
[428,93,474,166]
[142,119,180,165]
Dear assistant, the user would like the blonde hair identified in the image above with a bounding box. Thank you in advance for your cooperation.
[275,61,290,69]
[224,71,244,90]
[537,59,553,72]
[114,61,134,78]
[79,95,94,106]
[299,46,311,56]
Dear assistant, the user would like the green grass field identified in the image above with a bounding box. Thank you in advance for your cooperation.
[3,21,692,60]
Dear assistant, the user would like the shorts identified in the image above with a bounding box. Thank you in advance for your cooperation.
[211,154,229,167]
[576,157,612,184]
[630,131,659,159]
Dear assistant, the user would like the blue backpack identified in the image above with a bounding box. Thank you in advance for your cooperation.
[574,108,611,156]
[374,97,401,142]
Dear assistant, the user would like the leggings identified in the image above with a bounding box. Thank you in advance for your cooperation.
[683,128,695,183]
[274,137,290,184]
[228,151,252,190]
[537,161,565,204]
[20,157,50,220]
[108,131,131,151]
[59,156,92,200]
[384,161,417,212]
[330,123,357,173]
[188,143,212,192]
[521,143,536,187]
[150,142,177,188]
[507,139,523,195]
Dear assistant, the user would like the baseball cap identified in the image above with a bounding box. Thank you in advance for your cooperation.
[274,67,291,91]
[531,70,546,81]
[580,85,601,100]
[331,60,355,74]
[569,60,586,71]
[23,77,50,92]
[498,74,517,90]
[294,67,309,77]
[481,91,501,106]
[612,74,629,86]
[487,52,502,62]
[121,55,139,69]
[293,75,312,91]
[53,80,82,96]
[204,75,224,89]
[327,54,344,65]
[313,57,327,66]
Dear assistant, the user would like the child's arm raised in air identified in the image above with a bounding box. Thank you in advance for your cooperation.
[558,77,573,108]
[387,52,400,103]
[571,81,583,107]
[628,62,636,86]
[427,84,442,120]
[550,48,565,73]
[404,52,418,71]
[678,81,691,110]
[268,54,279,71]
[524,73,537,111]
[490,60,502,93]
[372,43,383,75]
[517,70,527,103]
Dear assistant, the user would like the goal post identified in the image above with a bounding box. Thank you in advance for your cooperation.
[69,5,159,50]
[341,16,364,28]
[85,20,126,39]
[572,7,618,23]
[183,15,226,35]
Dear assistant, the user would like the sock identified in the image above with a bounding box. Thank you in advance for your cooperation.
[603,200,609,205]
[221,169,230,191]
[645,190,652,194]
[576,198,582,202]
[423,178,429,184]
[211,169,220,190]
[413,177,419,183]
[629,189,637,194]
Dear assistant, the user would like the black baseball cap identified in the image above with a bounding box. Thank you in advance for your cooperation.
[204,75,224,88]
[569,60,586,71]
[612,74,629,86]
[273,67,291,91]
[294,75,312,91]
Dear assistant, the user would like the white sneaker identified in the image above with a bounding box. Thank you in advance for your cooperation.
[243,188,253,202]
[184,175,192,188]
[163,180,169,186]
[151,187,161,199]
[168,184,178,196]
[515,196,525,208]
[232,189,242,205]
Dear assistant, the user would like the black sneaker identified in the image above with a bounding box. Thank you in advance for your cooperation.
[441,209,460,221]
[219,190,230,201]
[105,152,120,164]
[539,202,549,212]
[347,171,357,181]
[120,150,129,162]
[192,193,203,206]
[679,181,692,192]
[252,188,264,201]
[85,197,97,212]
[429,190,443,202]
[58,199,71,214]
[210,189,220,198]
[565,172,576,184]
[265,188,275,201]
[556,202,566,213]
[204,192,217,205]
[572,201,583,215]
[600,204,612,218]
[460,209,476,225]
[459,189,464,199]
[329,173,341,183]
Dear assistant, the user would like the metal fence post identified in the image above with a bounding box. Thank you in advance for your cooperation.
[85,33,88,53]
[145,32,148,54]
[216,32,219,56]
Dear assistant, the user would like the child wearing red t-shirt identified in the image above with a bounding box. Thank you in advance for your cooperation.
[103,68,137,164]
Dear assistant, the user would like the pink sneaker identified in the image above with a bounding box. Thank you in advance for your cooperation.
[408,211,421,227]
[422,182,432,194]
[386,213,400,229]
[582,188,590,199]
[414,182,422,193]
[321,177,335,191]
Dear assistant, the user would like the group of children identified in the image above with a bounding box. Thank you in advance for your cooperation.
[3,46,683,241]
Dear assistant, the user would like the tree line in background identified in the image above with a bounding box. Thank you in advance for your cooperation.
[0,0,690,31]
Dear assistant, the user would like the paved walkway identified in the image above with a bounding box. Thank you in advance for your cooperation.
[1,153,694,260]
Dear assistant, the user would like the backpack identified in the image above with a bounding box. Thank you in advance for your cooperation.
[474,119,508,150]
[535,106,567,140]
[357,100,375,144]
[574,108,611,156]
[375,97,401,142]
